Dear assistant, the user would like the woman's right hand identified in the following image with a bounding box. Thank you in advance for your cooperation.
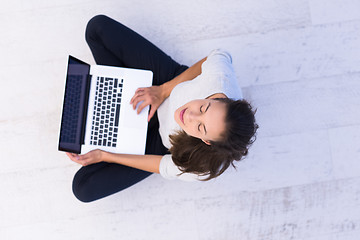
[66,149,104,167]
[130,85,167,122]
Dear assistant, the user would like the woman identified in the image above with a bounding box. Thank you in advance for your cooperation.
[66,15,258,202]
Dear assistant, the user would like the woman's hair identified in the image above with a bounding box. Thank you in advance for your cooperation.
[169,98,258,181]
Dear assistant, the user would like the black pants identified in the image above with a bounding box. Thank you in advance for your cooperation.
[72,15,188,202]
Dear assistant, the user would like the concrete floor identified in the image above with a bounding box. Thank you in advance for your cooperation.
[1,0,360,239]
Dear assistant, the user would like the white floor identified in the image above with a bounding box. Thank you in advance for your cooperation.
[1,0,360,239]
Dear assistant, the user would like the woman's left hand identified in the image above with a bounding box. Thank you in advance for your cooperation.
[66,149,104,166]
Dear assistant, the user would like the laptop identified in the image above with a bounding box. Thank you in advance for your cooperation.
[58,56,152,155]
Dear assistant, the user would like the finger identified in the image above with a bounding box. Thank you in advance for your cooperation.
[66,152,77,157]
[148,106,157,122]
[80,156,95,166]
[76,156,89,166]
[131,91,145,107]
[135,87,144,93]
[69,152,90,165]
[78,152,93,161]
[137,101,150,114]
[130,93,141,104]
[66,152,73,160]
[133,96,148,110]
[67,155,81,165]
[66,152,79,161]
[130,87,146,102]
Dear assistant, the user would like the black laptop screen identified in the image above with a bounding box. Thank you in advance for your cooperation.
[58,56,91,153]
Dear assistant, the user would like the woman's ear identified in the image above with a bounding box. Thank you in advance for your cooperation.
[202,139,211,145]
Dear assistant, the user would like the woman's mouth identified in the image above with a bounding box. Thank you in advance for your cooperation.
[180,108,186,124]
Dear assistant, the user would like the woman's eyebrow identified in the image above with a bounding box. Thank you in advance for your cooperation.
[205,102,211,113]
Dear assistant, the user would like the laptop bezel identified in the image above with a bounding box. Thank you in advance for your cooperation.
[58,56,91,154]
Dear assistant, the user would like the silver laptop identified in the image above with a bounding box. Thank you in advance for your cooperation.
[58,56,152,155]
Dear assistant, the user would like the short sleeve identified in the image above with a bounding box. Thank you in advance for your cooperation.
[201,49,234,75]
[159,154,208,181]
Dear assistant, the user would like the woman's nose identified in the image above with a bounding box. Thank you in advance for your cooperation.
[188,110,201,121]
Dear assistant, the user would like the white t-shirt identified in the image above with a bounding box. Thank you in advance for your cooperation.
[157,49,243,181]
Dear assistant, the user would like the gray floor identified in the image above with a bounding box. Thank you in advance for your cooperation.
[1,0,360,239]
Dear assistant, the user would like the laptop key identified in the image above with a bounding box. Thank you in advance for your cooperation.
[115,104,120,127]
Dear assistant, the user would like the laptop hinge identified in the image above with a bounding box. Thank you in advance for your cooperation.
[80,74,92,145]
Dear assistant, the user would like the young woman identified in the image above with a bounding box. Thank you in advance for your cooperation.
[66,15,258,202]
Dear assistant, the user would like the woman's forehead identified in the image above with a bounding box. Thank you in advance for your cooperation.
[205,100,227,140]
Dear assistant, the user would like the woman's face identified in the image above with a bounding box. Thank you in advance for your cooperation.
[174,99,227,144]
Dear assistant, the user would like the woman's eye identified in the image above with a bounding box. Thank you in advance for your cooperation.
[200,105,203,113]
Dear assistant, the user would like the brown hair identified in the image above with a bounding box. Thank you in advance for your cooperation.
[169,98,258,181]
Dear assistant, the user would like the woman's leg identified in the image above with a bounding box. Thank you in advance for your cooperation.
[72,163,151,203]
[72,15,183,202]
[85,14,188,86]
[72,114,168,203]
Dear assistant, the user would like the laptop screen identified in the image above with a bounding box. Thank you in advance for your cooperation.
[58,56,91,153]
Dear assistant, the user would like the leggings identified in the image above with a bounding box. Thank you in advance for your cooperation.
[72,15,188,202]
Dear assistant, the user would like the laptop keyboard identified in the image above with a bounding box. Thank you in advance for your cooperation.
[60,74,83,143]
[90,76,123,147]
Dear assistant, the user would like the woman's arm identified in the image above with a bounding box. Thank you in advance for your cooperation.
[67,150,163,173]
[130,57,207,121]
[103,151,162,173]
[160,57,207,98]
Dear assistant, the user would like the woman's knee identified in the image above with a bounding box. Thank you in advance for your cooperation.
[72,172,97,203]
[85,15,111,43]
